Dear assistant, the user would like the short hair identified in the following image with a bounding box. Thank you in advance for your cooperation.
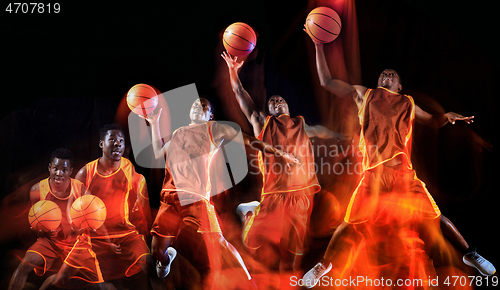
[199,97,214,115]
[99,124,123,140]
[50,147,74,167]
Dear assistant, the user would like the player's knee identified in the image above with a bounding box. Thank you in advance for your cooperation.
[53,270,71,287]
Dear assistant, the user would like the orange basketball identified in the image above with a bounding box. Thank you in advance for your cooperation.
[223,22,257,57]
[28,200,62,231]
[305,7,342,43]
[127,83,159,116]
[70,195,107,231]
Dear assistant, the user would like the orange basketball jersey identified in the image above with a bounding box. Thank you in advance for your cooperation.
[84,158,143,239]
[39,177,84,243]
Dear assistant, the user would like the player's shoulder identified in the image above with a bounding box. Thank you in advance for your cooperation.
[30,182,41,193]
[75,165,88,183]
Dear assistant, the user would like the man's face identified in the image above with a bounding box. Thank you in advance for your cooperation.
[377,69,402,92]
[100,129,125,161]
[48,158,73,190]
[189,98,213,124]
[268,95,289,117]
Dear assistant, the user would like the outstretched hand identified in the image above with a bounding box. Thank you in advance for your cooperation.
[445,112,474,125]
[303,24,323,45]
[221,51,244,71]
[138,108,162,125]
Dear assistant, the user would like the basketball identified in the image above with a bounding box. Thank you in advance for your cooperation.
[28,200,62,232]
[305,7,342,43]
[70,195,107,231]
[127,83,159,116]
[223,22,257,57]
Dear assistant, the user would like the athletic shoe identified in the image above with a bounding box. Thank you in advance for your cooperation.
[236,201,260,222]
[303,261,333,288]
[156,247,177,278]
[463,251,496,276]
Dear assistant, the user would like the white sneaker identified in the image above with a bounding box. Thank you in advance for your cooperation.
[156,247,177,278]
[463,251,496,276]
[303,261,332,288]
[236,201,260,222]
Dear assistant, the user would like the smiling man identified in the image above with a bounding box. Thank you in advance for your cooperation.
[8,148,90,290]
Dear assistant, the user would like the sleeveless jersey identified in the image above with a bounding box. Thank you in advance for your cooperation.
[39,178,84,244]
[359,87,415,170]
[257,114,320,196]
[161,121,219,204]
[84,158,138,239]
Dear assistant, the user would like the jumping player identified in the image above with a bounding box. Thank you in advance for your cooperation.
[302,41,496,286]
[141,97,296,288]
[8,148,99,290]
[222,51,346,272]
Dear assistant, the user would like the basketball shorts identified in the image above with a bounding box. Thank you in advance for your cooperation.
[151,191,221,239]
[243,192,313,255]
[26,237,74,276]
[344,164,441,224]
[65,232,149,282]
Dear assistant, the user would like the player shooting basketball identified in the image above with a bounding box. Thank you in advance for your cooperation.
[301,39,496,287]
[141,97,297,289]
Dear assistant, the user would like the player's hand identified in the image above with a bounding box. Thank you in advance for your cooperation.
[445,112,474,125]
[110,243,122,255]
[303,24,323,45]
[34,229,56,238]
[275,150,300,165]
[138,108,162,125]
[221,51,244,71]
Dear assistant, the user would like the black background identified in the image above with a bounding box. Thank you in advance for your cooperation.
[1,0,499,287]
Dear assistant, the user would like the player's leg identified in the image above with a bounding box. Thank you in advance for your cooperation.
[440,215,496,276]
[8,251,44,290]
[151,235,176,278]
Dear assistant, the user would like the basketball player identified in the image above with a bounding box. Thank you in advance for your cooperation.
[302,41,496,287]
[8,148,101,290]
[141,97,296,288]
[39,124,155,289]
[222,51,346,272]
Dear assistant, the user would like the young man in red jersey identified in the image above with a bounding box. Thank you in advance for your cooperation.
[222,51,345,272]
[9,148,102,290]
[142,97,297,289]
[301,40,495,287]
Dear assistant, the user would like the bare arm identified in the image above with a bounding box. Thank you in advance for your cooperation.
[212,122,299,164]
[29,183,40,205]
[221,51,266,130]
[415,105,474,128]
[304,124,349,140]
[139,109,171,159]
[313,42,367,110]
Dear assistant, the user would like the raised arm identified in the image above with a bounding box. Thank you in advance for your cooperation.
[139,109,171,159]
[313,42,367,110]
[221,51,266,130]
[415,105,474,128]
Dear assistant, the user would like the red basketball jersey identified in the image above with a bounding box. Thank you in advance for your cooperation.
[359,87,415,170]
[84,158,139,239]
[257,114,320,196]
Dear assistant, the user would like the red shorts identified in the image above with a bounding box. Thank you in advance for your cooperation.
[65,232,149,282]
[26,237,74,276]
[344,164,441,224]
[151,191,221,239]
[243,193,313,255]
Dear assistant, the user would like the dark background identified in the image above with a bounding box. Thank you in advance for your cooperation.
[1,0,499,287]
